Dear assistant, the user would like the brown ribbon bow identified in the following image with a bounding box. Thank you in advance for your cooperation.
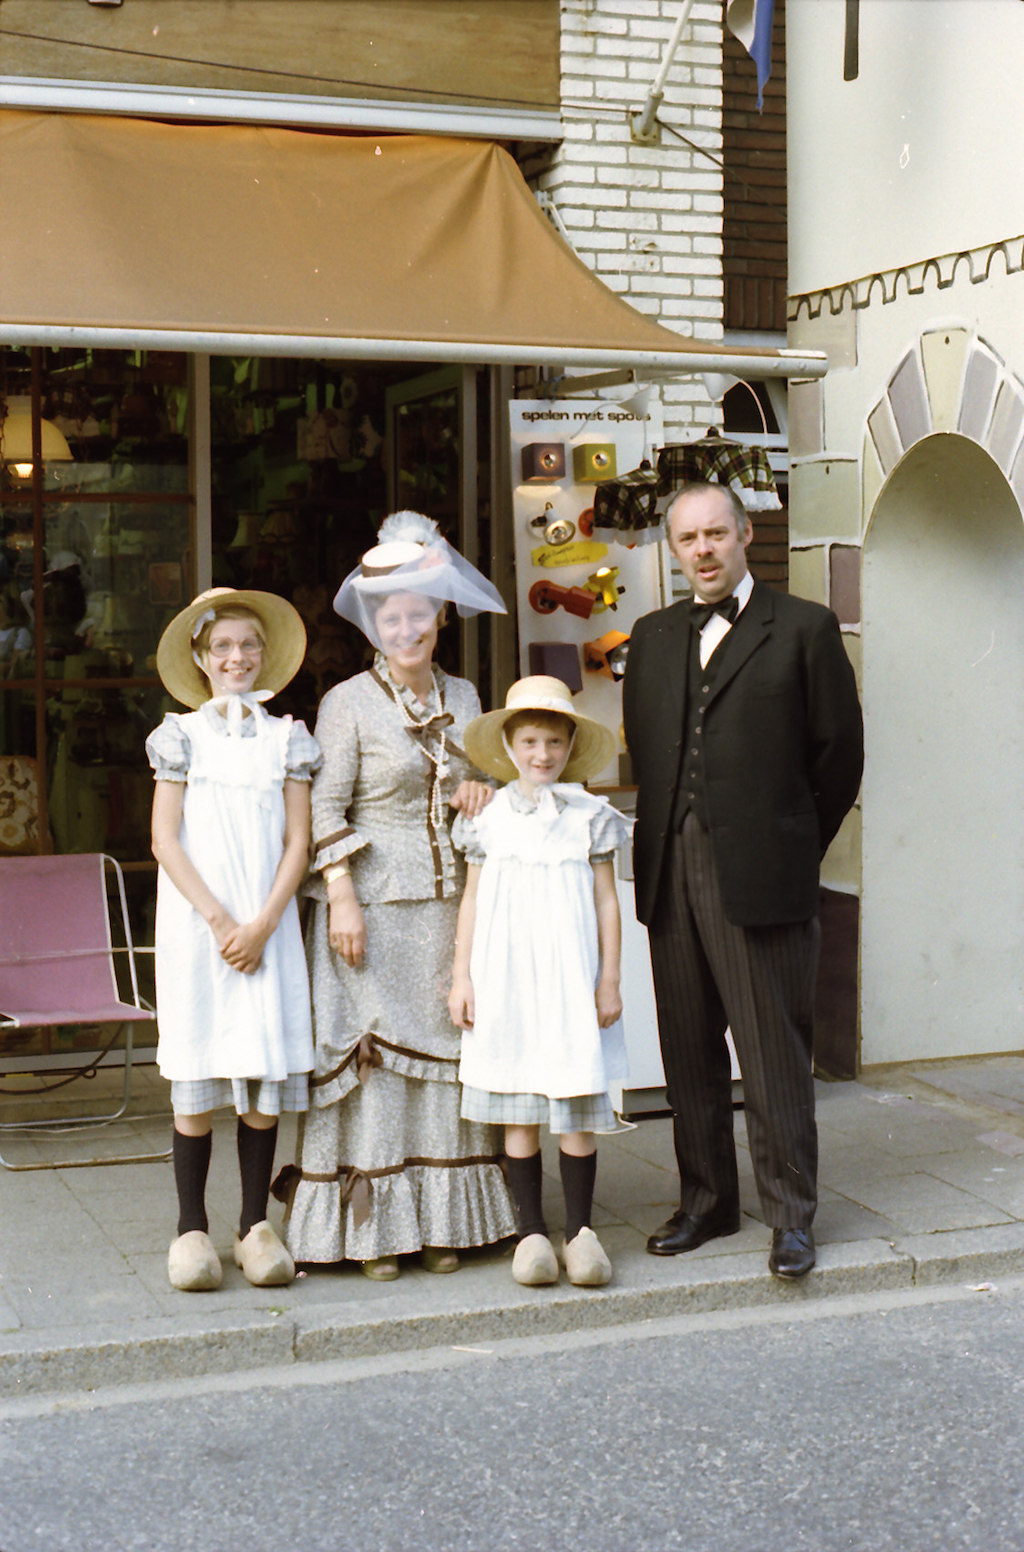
[404,712,454,745]
[338,1166,374,1230]
[355,1032,384,1083]
[270,1162,374,1229]
[270,1163,302,1211]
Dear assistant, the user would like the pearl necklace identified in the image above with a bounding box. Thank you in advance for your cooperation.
[383,667,452,829]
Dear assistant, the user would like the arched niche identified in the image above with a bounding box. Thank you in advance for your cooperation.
[861,432,1024,1063]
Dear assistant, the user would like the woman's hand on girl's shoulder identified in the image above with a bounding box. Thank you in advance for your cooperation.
[450,780,494,819]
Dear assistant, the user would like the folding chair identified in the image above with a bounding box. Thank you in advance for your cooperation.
[0,852,170,1170]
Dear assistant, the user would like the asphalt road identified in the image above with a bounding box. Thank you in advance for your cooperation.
[3,1278,1024,1552]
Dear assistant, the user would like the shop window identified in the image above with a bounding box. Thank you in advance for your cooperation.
[1,345,497,1065]
[1,347,190,886]
[208,354,390,723]
[1,347,496,875]
[208,356,494,721]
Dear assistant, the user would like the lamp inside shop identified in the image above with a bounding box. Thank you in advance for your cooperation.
[0,399,74,480]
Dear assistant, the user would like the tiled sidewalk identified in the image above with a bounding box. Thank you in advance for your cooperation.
[2,1055,1024,1398]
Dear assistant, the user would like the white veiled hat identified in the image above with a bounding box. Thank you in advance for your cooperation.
[333,511,506,650]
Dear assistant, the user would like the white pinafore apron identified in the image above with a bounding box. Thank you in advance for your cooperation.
[458,785,626,1100]
[154,699,314,1082]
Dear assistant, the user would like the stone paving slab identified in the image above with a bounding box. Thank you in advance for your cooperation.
[3,1057,1024,1398]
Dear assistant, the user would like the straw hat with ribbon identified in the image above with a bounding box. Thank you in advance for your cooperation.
[464,676,616,785]
[156,587,306,709]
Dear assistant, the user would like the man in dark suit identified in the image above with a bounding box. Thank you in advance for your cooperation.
[622,481,863,1278]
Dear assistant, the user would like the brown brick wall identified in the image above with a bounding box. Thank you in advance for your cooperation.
[723,0,787,334]
[748,501,790,590]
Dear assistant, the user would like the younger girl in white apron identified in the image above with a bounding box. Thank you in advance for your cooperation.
[449,677,629,1287]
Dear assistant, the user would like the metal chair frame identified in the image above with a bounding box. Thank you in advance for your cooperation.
[0,852,170,1171]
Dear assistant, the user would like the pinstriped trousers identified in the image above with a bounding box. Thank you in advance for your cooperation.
[647,813,820,1229]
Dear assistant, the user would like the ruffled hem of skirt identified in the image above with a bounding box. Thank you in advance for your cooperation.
[280,1159,516,1262]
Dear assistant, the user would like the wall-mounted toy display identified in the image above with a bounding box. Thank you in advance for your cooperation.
[572,442,617,483]
[584,629,631,682]
[592,459,661,542]
[509,398,668,786]
[527,640,583,693]
[528,579,596,619]
[521,442,567,482]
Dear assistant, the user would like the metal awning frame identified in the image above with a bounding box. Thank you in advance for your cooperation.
[0,75,564,143]
[0,324,827,379]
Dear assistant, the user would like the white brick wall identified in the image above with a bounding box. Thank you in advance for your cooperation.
[525,0,725,444]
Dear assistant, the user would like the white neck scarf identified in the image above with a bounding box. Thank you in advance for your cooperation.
[203,689,273,734]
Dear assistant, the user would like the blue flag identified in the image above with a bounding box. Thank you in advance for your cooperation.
[726,0,775,110]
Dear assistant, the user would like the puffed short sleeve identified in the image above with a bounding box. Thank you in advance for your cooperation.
[588,800,631,863]
[451,811,486,865]
[284,719,322,782]
[145,714,191,782]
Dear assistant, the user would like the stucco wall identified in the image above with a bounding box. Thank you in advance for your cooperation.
[789,263,1024,561]
[788,220,1024,1063]
[788,0,1024,297]
[787,0,1024,1063]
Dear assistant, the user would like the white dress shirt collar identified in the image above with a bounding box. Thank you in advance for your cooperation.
[694,570,753,667]
[693,569,754,613]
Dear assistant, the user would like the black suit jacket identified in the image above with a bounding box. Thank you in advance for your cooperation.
[622,581,864,928]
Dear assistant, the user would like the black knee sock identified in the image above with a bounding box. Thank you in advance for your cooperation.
[505,1151,547,1240]
[237,1119,279,1238]
[560,1149,597,1243]
[173,1127,212,1237]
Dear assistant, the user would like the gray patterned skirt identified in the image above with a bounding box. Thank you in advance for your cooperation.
[279,896,516,1262]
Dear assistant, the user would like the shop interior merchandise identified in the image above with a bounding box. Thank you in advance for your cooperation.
[0,348,496,1058]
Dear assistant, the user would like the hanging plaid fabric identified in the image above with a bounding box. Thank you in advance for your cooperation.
[656,434,782,511]
[592,459,662,544]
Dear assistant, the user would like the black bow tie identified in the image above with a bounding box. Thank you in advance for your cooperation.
[691,596,739,630]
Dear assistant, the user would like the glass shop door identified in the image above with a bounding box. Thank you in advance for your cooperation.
[385,365,494,692]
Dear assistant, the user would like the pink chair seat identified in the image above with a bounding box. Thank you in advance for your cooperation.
[0,854,154,1029]
[0,853,164,1171]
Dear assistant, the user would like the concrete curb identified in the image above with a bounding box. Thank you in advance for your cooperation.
[5,1228,1024,1400]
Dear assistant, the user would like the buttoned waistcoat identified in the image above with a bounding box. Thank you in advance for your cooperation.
[622,581,864,929]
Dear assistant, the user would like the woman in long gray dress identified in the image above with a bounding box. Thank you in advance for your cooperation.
[276,512,517,1278]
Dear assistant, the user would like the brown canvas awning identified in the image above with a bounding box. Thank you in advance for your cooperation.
[0,109,824,376]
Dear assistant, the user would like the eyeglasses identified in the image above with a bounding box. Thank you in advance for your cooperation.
[207,637,264,657]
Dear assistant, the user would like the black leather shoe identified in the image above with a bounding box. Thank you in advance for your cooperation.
[646,1206,740,1256]
[768,1227,815,1279]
